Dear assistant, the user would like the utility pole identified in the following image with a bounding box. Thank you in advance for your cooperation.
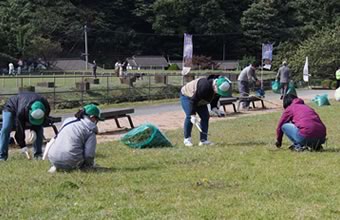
[84,25,88,70]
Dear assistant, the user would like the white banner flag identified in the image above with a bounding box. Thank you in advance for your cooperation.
[303,56,309,82]
[181,33,193,75]
[262,43,273,70]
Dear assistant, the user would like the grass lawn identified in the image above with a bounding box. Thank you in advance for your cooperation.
[1,102,339,219]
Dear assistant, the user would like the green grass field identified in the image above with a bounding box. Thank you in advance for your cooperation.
[1,102,339,219]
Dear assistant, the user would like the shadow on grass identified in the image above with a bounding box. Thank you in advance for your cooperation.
[321,148,340,152]
[98,128,133,136]
[83,165,163,173]
[227,141,269,147]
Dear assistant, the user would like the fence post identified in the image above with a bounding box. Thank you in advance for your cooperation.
[148,74,151,100]
[106,75,109,103]
[80,76,84,106]
[2,73,4,88]
[53,76,56,109]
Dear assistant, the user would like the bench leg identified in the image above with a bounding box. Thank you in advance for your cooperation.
[232,103,237,113]
[114,118,121,128]
[252,101,256,108]
[222,105,226,113]
[261,100,265,108]
[127,115,134,128]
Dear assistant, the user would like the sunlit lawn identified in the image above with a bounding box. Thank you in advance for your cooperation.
[0,101,339,219]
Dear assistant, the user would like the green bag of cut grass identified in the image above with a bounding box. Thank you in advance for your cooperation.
[121,123,172,148]
[286,82,297,96]
[271,81,281,94]
[312,94,331,107]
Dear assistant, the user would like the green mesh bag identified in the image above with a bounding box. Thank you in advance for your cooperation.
[312,94,331,107]
[120,123,173,148]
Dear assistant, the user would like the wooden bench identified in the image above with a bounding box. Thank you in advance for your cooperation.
[101,108,135,129]
[0,116,62,135]
[236,96,265,111]
[219,97,238,113]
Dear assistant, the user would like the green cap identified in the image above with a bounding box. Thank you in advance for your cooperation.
[84,104,104,121]
[215,77,231,97]
[29,101,46,126]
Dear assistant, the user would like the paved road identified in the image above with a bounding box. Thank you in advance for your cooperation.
[131,88,334,116]
[54,88,334,120]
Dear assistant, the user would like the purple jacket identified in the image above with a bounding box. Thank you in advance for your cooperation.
[276,98,326,143]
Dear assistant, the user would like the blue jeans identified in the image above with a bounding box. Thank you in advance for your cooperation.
[0,111,44,160]
[180,94,209,141]
[281,123,325,148]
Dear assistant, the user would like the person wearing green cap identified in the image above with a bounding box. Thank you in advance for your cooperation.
[47,104,104,173]
[180,76,230,146]
[0,92,50,161]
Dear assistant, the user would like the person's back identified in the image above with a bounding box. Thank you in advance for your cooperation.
[277,65,290,83]
[48,116,97,169]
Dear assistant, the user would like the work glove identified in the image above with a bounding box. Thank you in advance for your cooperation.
[190,115,202,132]
[275,141,282,148]
[190,115,199,125]
[21,146,32,160]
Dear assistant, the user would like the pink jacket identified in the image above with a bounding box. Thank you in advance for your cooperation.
[276,98,326,143]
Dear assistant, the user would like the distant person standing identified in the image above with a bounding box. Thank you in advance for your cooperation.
[276,61,291,99]
[237,62,259,110]
[121,59,128,77]
[92,60,97,78]
[8,63,15,76]
[336,67,340,89]
[17,59,23,75]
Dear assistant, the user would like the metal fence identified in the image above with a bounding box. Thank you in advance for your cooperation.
[0,72,275,109]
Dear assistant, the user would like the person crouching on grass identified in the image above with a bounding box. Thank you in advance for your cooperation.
[275,94,326,152]
[180,77,230,146]
[47,104,104,173]
[0,92,50,161]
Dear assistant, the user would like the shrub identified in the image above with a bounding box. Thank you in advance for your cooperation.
[321,79,332,89]
[331,80,337,89]
[167,64,179,70]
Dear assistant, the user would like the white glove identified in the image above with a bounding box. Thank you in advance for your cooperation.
[190,115,199,124]
[21,147,32,160]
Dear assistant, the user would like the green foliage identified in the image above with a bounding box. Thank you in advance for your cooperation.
[288,27,340,81]
[167,64,179,70]
[239,55,255,69]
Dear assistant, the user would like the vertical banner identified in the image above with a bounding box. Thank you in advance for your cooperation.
[262,43,273,70]
[303,56,309,82]
[181,33,193,75]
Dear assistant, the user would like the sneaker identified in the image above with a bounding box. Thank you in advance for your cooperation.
[48,166,57,173]
[34,155,43,160]
[184,138,193,147]
[210,108,225,117]
[199,140,214,146]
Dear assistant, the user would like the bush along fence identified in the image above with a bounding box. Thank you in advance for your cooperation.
[0,72,276,110]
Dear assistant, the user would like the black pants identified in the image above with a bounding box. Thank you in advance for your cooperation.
[337,80,340,89]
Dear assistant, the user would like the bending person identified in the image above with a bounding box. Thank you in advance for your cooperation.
[180,77,230,146]
[0,92,50,161]
[275,94,326,152]
[237,62,259,110]
[47,104,104,172]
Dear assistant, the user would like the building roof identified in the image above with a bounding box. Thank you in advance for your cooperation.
[129,56,169,68]
[51,58,102,71]
[215,60,239,70]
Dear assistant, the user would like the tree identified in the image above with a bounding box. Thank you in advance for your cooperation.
[286,27,340,80]
[26,37,62,68]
